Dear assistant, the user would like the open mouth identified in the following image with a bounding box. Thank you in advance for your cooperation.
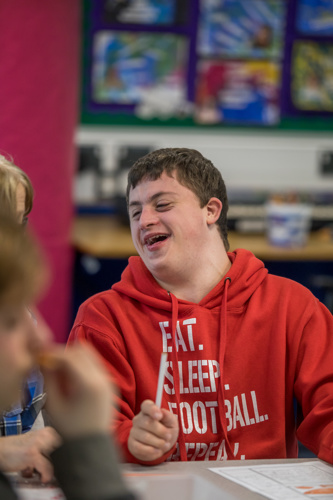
[145,234,169,247]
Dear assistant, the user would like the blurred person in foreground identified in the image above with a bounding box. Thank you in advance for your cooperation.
[0,155,60,481]
[69,148,333,465]
[0,216,135,500]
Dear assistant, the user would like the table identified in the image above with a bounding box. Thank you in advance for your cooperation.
[72,215,333,261]
[14,458,331,500]
[123,459,317,500]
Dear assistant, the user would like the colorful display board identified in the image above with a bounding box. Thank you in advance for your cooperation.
[81,0,333,128]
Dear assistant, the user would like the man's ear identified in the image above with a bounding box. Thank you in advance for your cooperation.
[206,197,222,226]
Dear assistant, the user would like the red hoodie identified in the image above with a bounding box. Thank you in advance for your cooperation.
[69,249,333,465]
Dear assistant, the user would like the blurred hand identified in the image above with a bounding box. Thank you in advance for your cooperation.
[128,400,178,462]
[41,343,114,438]
[0,427,61,483]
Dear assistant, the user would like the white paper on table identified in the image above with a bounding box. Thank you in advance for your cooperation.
[15,486,65,500]
[209,461,333,500]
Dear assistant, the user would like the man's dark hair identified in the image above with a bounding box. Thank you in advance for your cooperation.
[126,148,229,251]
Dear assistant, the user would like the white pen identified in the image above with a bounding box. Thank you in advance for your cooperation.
[155,352,168,407]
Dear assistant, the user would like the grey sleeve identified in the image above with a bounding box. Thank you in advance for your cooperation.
[51,434,136,500]
[0,471,18,500]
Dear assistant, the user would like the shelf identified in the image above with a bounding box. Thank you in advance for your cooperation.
[72,215,333,261]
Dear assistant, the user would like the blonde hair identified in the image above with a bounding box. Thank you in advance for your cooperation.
[0,155,34,219]
[0,216,46,306]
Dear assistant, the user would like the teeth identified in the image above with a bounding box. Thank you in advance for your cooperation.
[149,235,159,245]
[147,235,166,245]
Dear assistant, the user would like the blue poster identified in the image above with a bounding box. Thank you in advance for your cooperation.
[91,31,190,118]
[198,0,286,59]
[296,0,333,36]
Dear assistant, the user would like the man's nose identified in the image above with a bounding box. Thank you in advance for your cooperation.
[139,206,158,229]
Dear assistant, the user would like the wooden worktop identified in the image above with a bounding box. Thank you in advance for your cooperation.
[72,215,333,261]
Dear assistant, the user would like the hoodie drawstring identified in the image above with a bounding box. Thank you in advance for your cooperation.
[216,276,235,459]
[168,277,234,462]
[169,292,188,461]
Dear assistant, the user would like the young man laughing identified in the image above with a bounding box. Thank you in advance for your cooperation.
[69,148,333,466]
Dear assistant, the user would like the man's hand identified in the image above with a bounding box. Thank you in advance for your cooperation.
[128,400,179,462]
[0,427,61,483]
[41,343,114,439]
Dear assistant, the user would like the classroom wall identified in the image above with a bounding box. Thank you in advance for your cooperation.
[0,1,330,343]
[77,126,333,193]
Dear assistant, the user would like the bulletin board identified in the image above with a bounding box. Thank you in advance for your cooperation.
[80,0,333,130]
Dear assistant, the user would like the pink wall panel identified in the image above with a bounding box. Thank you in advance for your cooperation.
[0,0,81,342]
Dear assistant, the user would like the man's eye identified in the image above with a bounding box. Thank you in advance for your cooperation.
[131,211,141,219]
[156,203,170,211]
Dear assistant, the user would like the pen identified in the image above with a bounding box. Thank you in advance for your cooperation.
[155,352,168,407]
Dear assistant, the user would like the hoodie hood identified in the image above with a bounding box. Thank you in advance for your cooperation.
[112,248,268,310]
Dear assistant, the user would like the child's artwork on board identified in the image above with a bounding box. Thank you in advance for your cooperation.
[296,0,333,36]
[102,0,187,26]
[198,0,286,59]
[91,31,191,118]
[195,59,281,125]
[291,41,333,112]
